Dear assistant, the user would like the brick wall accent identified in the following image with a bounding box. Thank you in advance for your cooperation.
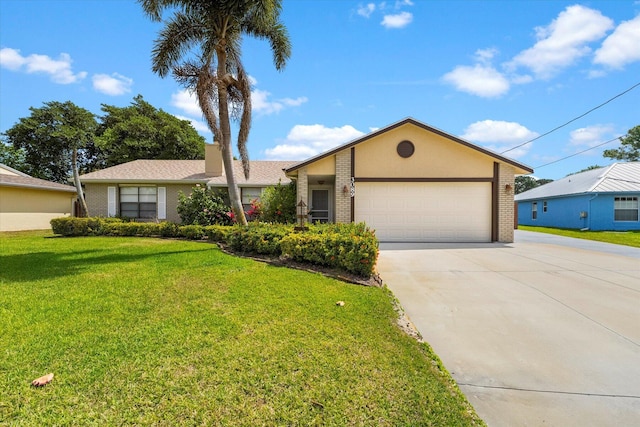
[334,150,352,223]
[85,184,109,217]
[166,184,199,223]
[498,163,516,243]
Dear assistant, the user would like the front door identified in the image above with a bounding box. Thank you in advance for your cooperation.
[310,189,330,223]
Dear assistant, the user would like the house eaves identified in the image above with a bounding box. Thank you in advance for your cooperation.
[285,117,533,175]
[0,174,77,193]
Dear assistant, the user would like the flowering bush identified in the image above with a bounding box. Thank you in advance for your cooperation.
[177,185,233,226]
[245,198,262,221]
[260,181,296,223]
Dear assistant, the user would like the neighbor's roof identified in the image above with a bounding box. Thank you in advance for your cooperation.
[79,159,295,186]
[285,117,533,175]
[515,162,640,201]
[0,164,77,193]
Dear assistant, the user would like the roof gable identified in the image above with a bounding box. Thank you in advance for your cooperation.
[285,117,533,174]
[515,162,640,200]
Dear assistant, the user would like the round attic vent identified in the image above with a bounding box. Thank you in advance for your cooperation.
[397,140,415,158]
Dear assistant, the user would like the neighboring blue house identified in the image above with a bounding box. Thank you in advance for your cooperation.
[515,162,640,231]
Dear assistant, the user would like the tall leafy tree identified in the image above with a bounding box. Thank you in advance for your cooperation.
[0,137,27,171]
[97,94,205,168]
[139,0,291,225]
[515,176,554,194]
[603,125,640,162]
[3,101,97,215]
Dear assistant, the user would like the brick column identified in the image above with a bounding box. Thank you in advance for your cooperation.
[498,163,516,243]
[334,151,352,223]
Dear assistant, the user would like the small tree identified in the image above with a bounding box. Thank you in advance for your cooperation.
[3,101,98,215]
[260,181,297,223]
[603,125,640,162]
[177,185,233,226]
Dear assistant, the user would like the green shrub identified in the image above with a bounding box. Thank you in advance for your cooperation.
[177,185,233,226]
[281,223,378,277]
[227,223,294,255]
[260,181,297,223]
[179,225,206,240]
[204,225,230,242]
[159,221,180,238]
[51,217,123,236]
[50,217,379,278]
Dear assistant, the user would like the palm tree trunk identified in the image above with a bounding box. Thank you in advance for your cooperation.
[72,148,89,217]
[216,50,247,226]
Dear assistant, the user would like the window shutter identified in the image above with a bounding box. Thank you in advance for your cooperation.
[157,187,166,220]
[107,186,116,217]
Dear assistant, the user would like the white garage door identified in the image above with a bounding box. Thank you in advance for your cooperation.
[355,182,492,242]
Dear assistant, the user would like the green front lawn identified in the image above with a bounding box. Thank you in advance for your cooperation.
[518,225,640,248]
[0,231,483,426]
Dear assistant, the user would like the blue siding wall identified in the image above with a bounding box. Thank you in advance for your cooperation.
[590,194,640,231]
[517,195,590,229]
[517,193,640,231]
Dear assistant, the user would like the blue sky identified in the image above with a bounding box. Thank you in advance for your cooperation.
[1,0,639,180]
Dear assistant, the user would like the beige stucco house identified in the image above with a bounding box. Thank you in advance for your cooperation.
[79,144,295,223]
[0,163,77,231]
[285,118,533,243]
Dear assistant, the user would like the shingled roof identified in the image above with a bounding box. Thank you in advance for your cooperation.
[0,164,77,193]
[515,162,640,201]
[79,159,295,186]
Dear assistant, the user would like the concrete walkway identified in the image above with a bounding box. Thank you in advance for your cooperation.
[377,231,640,427]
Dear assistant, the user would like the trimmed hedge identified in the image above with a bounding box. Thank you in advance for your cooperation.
[281,223,378,277]
[227,223,294,256]
[50,218,379,278]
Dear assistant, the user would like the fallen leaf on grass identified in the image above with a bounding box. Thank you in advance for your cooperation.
[31,373,54,387]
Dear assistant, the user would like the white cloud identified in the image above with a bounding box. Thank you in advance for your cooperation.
[357,3,376,18]
[381,11,413,29]
[593,15,640,69]
[442,64,510,98]
[508,5,614,79]
[92,73,133,96]
[461,120,539,158]
[171,89,203,117]
[0,47,87,84]
[264,124,365,160]
[174,114,211,134]
[252,89,308,115]
[569,124,615,147]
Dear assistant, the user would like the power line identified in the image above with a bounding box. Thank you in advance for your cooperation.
[501,81,640,155]
[534,135,624,170]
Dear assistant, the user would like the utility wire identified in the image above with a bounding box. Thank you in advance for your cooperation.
[501,81,640,155]
[534,135,624,169]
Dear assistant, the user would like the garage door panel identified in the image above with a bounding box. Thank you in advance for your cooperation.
[355,182,492,242]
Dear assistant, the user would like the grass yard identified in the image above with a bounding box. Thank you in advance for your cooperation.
[0,231,483,426]
[518,225,640,248]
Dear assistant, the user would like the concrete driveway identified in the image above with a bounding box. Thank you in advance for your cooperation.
[377,230,640,427]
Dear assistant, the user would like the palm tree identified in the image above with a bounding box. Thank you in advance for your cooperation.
[139,0,291,225]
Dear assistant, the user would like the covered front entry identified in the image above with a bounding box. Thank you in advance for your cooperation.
[354,182,492,242]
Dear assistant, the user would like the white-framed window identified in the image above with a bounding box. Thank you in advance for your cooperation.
[614,196,638,222]
[241,187,262,208]
[120,186,157,219]
[532,202,538,220]
[543,201,548,213]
